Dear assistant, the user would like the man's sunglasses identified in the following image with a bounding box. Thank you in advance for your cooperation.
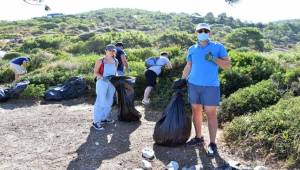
[197,29,210,33]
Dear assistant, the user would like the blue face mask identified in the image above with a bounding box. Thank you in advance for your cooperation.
[197,33,209,41]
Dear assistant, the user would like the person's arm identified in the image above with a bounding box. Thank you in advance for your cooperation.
[181,61,192,79]
[214,57,231,70]
[94,60,103,79]
[22,60,29,68]
[165,62,172,69]
[121,54,129,70]
[164,58,172,69]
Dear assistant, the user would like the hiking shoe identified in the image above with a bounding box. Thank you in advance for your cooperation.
[186,136,204,146]
[207,143,218,157]
[142,99,150,105]
[100,119,115,124]
[92,122,104,130]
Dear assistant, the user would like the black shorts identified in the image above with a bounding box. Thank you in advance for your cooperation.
[145,69,157,87]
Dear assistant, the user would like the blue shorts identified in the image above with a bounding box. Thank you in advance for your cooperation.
[188,83,220,106]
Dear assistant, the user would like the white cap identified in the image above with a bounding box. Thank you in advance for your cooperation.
[195,23,211,31]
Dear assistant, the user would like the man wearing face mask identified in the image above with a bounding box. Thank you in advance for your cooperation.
[181,23,231,156]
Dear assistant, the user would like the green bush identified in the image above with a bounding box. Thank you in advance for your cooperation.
[2,52,23,60]
[230,51,280,82]
[0,64,14,83]
[126,48,156,62]
[156,31,194,48]
[271,68,300,96]
[107,31,153,48]
[220,70,252,97]
[27,51,55,72]
[150,59,186,108]
[39,23,59,30]
[219,80,281,124]
[160,46,184,59]
[22,62,80,87]
[220,51,281,97]
[22,84,46,99]
[21,35,65,52]
[79,32,95,41]
[223,96,300,168]
[81,36,109,54]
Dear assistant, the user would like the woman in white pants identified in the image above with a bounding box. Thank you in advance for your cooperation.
[92,44,118,130]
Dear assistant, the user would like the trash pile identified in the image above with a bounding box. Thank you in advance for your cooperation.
[0,80,30,102]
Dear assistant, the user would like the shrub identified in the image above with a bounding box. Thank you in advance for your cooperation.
[27,51,55,72]
[230,51,280,83]
[39,23,59,30]
[218,80,281,124]
[21,35,65,52]
[160,46,184,60]
[82,36,109,54]
[223,96,300,168]
[107,31,153,48]
[156,31,194,48]
[220,51,281,97]
[2,52,23,60]
[22,61,80,87]
[271,68,300,96]
[220,71,252,97]
[79,32,95,41]
[0,64,14,83]
[126,48,156,62]
[22,84,46,99]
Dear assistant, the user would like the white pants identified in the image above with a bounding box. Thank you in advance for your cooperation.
[10,63,26,75]
[93,79,116,123]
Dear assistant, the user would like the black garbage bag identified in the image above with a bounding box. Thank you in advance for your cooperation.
[0,89,9,102]
[109,76,141,121]
[7,80,30,97]
[0,80,30,102]
[172,78,187,90]
[153,79,191,146]
[44,76,87,101]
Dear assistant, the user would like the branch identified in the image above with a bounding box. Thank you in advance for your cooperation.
[23,0,43,6]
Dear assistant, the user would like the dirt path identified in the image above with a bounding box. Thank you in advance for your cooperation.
[0,98,274,170]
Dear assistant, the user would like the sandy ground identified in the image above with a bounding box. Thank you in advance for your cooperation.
[0,97,280,170]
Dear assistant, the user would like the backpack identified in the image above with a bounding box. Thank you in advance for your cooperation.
[145,57,160,68]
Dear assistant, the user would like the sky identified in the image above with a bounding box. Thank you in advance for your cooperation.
[0,0,299,23]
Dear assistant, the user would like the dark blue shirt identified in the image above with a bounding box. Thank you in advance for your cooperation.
[115,47,126,72]
[11,56,30,65]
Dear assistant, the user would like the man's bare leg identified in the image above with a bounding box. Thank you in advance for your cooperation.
[205,106,218,144]
[192,104,203,138]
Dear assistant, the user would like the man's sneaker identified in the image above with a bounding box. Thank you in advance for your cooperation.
[142,98,150,105]
[92,122,104,130]
[100,119,115,124]
[185,136,204,146]
[207,143,218,157]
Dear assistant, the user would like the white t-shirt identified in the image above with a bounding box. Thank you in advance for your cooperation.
[148,56,170,75]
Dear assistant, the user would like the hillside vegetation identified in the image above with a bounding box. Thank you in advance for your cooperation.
[1,8,300,167]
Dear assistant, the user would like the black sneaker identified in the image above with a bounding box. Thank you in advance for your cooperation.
[207,143,218,157]
[100,119,115,124]
[92,122,104,130]
[186,136,204,146]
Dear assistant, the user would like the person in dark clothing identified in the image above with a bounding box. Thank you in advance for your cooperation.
[142,52,172,105]
[115,42,129,76]
[9,56,31,80]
